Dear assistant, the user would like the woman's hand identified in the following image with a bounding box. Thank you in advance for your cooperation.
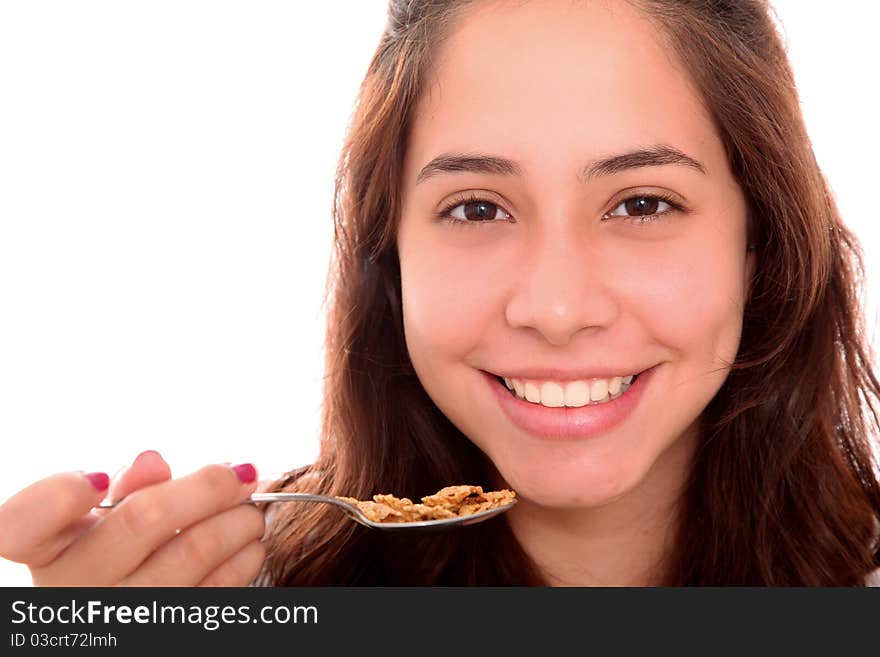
[0,450,266,586]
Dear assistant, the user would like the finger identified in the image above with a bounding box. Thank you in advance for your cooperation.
[43,463,259,585]
[26,515,101,571]
[0,471,110,564]
[120,504,265,586]
[30,451,171,565]
[107,450,172,505]
[197,540,267,587]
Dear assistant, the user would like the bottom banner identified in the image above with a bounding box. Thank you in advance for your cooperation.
[0,587,874,652]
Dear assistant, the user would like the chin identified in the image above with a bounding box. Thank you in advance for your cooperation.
[493,455,647,510]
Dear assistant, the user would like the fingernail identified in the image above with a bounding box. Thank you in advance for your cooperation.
[135,449,161,461]
[84,472,110,491]
[231,463,257,484]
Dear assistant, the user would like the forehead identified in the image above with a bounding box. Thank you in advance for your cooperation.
[404,0,721,184]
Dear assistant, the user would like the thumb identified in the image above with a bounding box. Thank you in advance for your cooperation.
[108,450,172,504]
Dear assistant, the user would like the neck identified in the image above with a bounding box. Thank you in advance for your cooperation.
[502,426,697,587]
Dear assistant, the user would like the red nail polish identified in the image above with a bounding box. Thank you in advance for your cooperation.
[84,472,110,491]
[231,463,257,484]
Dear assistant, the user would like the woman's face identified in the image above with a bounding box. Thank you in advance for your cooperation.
[397,0,754,509]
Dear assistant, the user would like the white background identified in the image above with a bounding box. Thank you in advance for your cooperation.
[1,1,877,585]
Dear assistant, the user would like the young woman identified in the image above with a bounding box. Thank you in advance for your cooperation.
[3,0,879,586]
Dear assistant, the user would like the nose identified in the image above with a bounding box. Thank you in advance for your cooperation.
[504,227,617,346]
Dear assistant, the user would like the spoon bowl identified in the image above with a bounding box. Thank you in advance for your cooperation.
[251,492,516,531]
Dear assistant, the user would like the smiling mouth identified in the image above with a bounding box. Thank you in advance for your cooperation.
[490,371,642,407]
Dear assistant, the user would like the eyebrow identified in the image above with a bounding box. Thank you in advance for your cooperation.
[414,144,706,185]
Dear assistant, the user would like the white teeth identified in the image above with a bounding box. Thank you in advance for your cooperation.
[608,376,622,395]
[563,380,589,407]
[539,382,565,407]
[512,379,524,397]
[524,382,541,403]
[499,373,639,408]
[590,379,609,402]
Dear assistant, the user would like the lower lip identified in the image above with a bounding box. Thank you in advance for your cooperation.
[484,366,657,440]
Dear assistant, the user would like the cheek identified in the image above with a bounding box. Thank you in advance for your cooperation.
[399,239,499,359]
[627,240,747,364]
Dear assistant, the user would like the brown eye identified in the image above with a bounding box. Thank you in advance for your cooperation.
[459,200,502,221]
[442,197,512,223]
[623,196,661,216]
[605,194,677,225]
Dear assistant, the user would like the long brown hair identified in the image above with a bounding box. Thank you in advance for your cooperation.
[259,0,880,585]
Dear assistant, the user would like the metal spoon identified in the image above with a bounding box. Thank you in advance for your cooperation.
[96,492,516,533]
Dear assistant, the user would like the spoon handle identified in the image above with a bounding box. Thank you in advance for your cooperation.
[95,491,334,509]
[246,492,335,504]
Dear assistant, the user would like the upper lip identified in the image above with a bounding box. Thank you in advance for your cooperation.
[487,365,653,382]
